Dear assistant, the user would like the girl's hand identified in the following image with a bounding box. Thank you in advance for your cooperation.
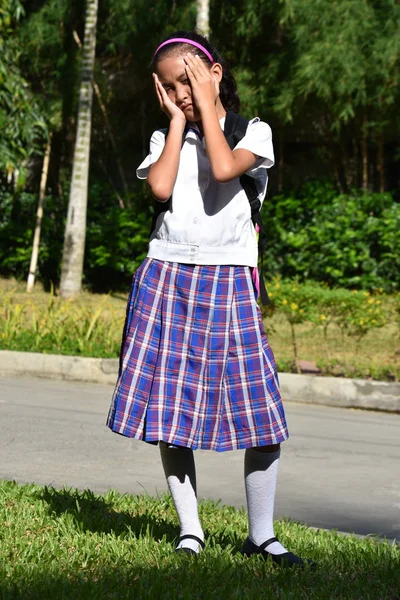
[153,73,186,124]
[183,54,219,113]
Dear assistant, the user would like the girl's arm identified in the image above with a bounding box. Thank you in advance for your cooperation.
[201,110,258,183]
[147,75,186,202]
[184,54,258,183]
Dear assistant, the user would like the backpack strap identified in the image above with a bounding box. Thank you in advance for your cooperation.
[224,111,270,305]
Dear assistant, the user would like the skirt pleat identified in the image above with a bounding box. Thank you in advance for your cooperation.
[107,258,289,452]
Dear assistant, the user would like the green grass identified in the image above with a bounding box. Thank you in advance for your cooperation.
[0,481,399,600]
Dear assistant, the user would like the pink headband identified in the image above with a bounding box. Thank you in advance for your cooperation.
[153,38,214,63]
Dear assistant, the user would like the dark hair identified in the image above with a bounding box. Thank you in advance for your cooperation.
[153,30,240,113]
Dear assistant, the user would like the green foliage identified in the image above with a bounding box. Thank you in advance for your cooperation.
[262,185,400,291]
[0,182,152,291]
[0,0,46,171]
[0,289,122,357]
[0,186,66,286]
[1,182,399,295]
[85,184,151,292]
[17,0,77,129]
[264,279,393,373]
[265,279,394,340]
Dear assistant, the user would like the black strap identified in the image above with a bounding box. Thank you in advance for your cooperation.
[258,537,279,552]
[224,111,270,305]
[178,534,205,549]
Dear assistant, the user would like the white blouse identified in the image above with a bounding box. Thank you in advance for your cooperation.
[137,116,274,267]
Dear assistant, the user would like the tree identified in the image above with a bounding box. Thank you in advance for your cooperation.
[60,0,98,298]
[26,134,52,292]
[196,0,209,37]
[0,0,45,176]
[273,0,400,190]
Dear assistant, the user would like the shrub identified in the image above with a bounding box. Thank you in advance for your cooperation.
[263,279,394,365]
[262,183,400,292]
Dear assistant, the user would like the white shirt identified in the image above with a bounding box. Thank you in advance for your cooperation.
[136,116,274,267]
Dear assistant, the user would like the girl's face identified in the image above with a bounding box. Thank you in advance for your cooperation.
[155,54,221,122]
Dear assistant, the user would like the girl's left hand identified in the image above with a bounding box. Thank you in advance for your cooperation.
[184,54,219,113]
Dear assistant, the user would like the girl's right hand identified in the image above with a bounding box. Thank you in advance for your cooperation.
[153,73,186,124]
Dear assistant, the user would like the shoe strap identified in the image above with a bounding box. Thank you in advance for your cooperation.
[178,534,205,549]
[258,537,279,551]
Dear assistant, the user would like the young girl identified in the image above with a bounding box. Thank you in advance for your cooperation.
[107,31,313,568]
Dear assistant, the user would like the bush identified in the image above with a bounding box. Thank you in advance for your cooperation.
[263,279,394,374]
[85,183,151,291]
[0,182,152,292]
[262,183,400,292]
[1,180,399,293]
[0,187,66,287]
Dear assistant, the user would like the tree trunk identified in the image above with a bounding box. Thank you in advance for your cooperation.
[27,136,52,292]
[60,0,98,298]
[73,29,128,204]
[196,0,210,38]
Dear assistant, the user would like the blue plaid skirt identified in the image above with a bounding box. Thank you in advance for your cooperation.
[107,258,288,452]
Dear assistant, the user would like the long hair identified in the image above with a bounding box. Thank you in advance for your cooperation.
[153,30,240,113]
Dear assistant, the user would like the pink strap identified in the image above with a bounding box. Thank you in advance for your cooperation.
[154,38,214,63]
[252,267,260,299]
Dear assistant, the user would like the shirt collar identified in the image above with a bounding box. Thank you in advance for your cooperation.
[186,114,226,139]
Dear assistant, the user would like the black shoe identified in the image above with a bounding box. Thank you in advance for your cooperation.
[175,534,205,556]
[241,536,316,569]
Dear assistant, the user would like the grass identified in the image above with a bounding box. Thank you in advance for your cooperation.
[267,315,400,381]
[1,277,399,381]
[0,481,399,600]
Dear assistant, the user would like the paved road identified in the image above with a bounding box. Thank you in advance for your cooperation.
[0,375,399,540]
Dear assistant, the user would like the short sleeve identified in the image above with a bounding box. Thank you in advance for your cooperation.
[136,129,166,180]
[234,118,274,171]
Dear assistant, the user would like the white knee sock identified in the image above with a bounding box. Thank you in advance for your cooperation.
[159,442,204,553]
[244,447,288,555]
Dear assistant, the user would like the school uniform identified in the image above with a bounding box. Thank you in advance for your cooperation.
[107,116,289,452]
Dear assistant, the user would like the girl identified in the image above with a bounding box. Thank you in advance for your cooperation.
[107,31,314,568]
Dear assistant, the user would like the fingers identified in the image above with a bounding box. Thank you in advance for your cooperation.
[183,56,196,84]
[153,73,169,108]
[184,53,208,81]
[153,73,163,106]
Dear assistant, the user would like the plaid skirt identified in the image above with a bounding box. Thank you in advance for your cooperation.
[106,258,289,452]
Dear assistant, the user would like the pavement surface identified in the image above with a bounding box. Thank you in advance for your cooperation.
[1,375,399,540]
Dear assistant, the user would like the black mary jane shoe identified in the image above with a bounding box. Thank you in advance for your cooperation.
[241,536,316,569]
[175,534,205,556]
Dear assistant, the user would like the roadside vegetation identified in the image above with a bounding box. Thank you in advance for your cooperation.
[1,277,399,382]
[0,481,398,600]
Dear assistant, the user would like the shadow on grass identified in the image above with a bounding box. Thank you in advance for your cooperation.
[37,486,179,544]
[36,486,244,552]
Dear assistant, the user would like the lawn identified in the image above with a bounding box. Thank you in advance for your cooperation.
[1,277,399,381]
[0,481,398,600]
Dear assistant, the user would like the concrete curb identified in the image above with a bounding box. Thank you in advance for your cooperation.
[279,372,400,412]
[1,350,399,412]
[0,350,119,386]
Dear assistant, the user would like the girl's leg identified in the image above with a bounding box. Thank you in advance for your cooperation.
[244,443,288,555]
[159,442,204,553]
